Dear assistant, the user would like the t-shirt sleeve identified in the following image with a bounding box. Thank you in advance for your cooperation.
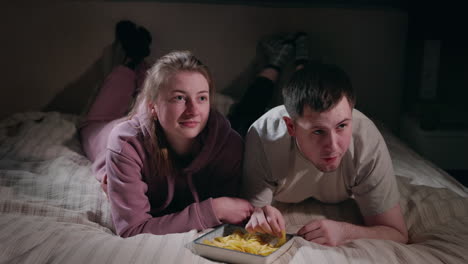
[349,122,400,217]
[241,128,276,208]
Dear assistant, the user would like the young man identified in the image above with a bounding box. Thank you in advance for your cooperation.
[242,61,408,246]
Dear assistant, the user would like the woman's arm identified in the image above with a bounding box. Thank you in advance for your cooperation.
[297,204,408,246]
[205,129,255,225]
[106,147,222,237]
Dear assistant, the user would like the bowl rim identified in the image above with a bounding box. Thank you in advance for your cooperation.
[193,224,294,258]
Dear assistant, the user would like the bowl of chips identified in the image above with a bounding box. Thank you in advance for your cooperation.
[193,224,294,264]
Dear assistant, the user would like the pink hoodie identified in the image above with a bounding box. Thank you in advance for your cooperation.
[93,109,244,237]
[80,65,243,237]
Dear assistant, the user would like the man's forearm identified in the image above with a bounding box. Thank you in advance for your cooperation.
[341,221,408,244]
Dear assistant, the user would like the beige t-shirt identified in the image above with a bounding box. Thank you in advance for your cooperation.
[242,105,400,217]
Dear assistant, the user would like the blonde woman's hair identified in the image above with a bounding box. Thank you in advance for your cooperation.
[129,50,214,177]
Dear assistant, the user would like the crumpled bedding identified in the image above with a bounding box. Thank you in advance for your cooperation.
[0,111,467,264]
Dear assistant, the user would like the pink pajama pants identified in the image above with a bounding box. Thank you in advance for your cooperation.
[79,64,147,163]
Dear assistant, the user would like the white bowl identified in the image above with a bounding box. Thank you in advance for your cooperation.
[193,224,294,264]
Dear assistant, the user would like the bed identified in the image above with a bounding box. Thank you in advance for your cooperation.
[1,109,467,264]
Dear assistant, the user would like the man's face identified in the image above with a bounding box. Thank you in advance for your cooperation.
[283,97,353,172]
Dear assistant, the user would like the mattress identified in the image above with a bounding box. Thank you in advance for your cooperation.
[0,111,467,264]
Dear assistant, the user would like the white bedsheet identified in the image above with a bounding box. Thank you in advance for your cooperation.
[0,112,467,264]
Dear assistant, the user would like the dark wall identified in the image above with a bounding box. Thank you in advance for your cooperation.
[403,2,468,130]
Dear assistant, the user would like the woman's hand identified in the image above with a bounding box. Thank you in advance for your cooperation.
[212,197,254,225]
[245,205,285,237]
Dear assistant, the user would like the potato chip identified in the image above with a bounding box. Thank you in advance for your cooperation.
[203,230,286,256]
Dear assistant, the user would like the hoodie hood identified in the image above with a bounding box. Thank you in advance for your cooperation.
[134,107,236,206]
[183,108,233,174]
[135,107,233,174]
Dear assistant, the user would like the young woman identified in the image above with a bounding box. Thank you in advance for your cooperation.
[79,50,253,237]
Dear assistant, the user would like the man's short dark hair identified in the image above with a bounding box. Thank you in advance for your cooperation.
[282,61,355,118]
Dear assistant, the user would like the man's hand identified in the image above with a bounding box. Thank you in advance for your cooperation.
[297,204,408,246]
[245,205,285,237]
[212,197,254,225]
[297,219,347,246]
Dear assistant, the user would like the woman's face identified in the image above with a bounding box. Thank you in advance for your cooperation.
[153,71,210,146]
